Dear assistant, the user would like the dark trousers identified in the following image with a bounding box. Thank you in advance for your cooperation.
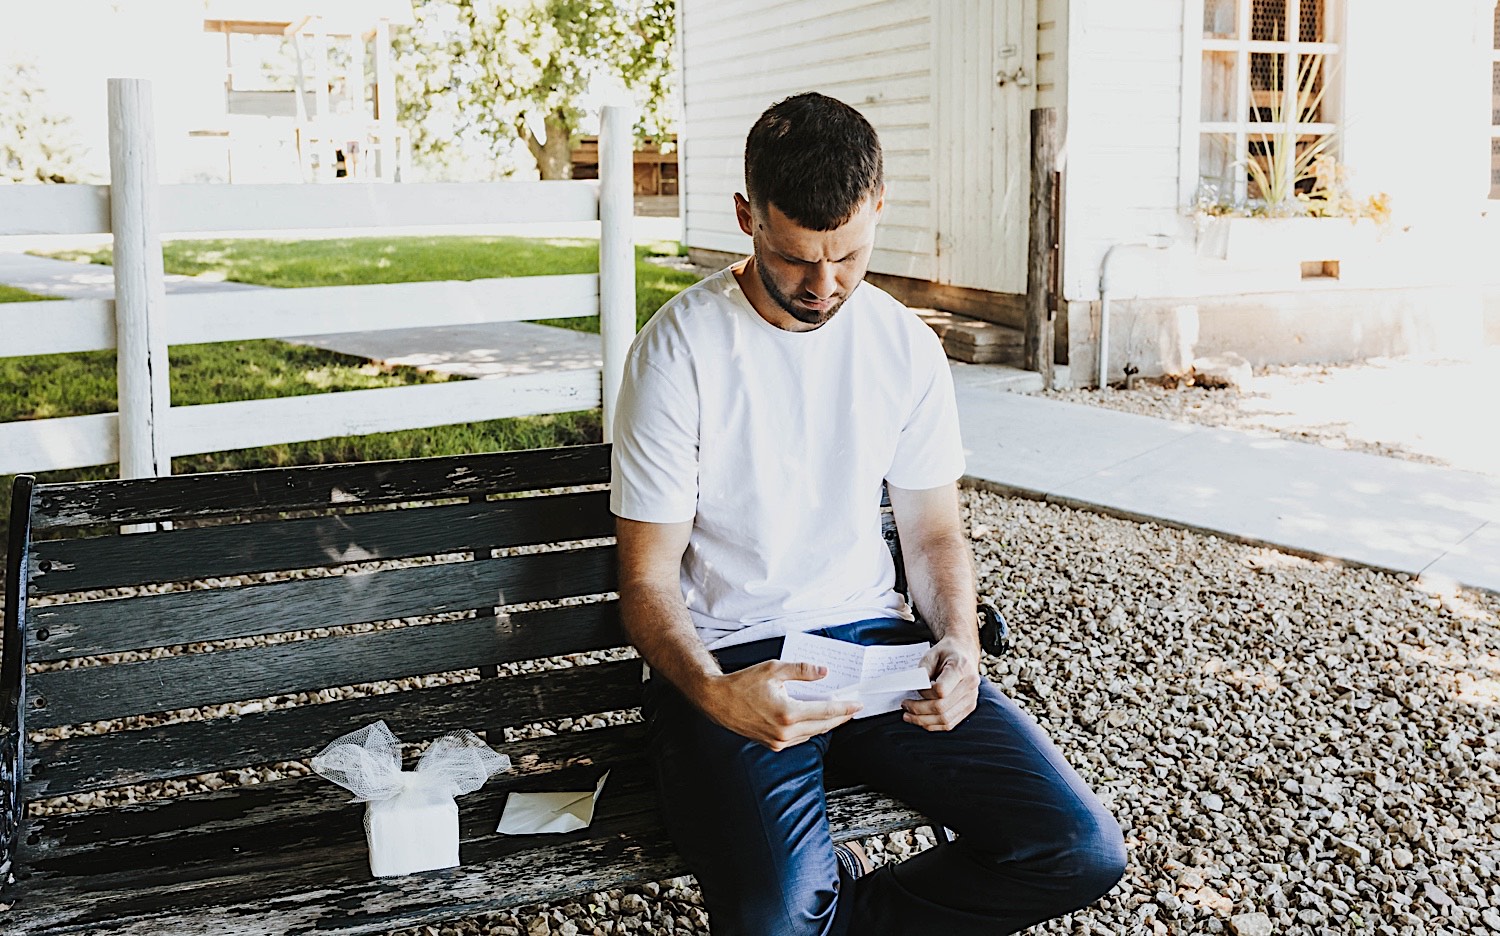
[642,618,1126,936]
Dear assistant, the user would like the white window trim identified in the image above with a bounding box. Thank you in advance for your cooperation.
[1179,0,1344,211]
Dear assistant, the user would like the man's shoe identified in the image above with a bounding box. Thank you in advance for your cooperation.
[834,841,871,881]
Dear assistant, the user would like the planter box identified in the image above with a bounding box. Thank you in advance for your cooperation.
[1195,215,1383,265]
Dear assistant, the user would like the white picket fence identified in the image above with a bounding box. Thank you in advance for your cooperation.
[0,78,637,478]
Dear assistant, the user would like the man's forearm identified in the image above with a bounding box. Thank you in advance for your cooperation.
[620,580,723,700]
[904,530,980,647]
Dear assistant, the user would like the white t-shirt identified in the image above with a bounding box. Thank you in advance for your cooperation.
[610,266,965,650]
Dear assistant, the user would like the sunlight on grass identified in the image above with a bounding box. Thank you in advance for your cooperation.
[0,284,55,303]
[38,235,698,332]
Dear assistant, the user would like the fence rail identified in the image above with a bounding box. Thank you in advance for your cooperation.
[0,78,637,479]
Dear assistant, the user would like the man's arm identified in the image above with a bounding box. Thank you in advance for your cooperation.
[887,481,982,731]
[616,516,862,750]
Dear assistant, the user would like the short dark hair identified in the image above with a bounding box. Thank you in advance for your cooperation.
[743,92,884,231]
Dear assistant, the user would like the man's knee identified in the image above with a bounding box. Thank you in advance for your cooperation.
[1052,809,1127,904]
[1068,816,1128,906]
[962,804,1126,907]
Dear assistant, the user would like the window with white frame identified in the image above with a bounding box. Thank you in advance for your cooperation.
[1197,0,1342,209]
[1491,3,1499,198]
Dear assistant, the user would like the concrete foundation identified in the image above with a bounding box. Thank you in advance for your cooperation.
[1067,285,1493,388]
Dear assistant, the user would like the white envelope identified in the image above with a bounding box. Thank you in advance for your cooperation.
[496,771,609,835]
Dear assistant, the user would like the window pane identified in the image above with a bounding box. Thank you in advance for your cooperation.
[1493,4,1499,51]
[1295,54,1326,124]
[1199,134,1238,204]
[1492,138,1500,199]
[1202,52,1239,121]
[1493,61,1500,126]
[1250,52,1284,120]
[1299,0,1324,43]
[1204,0,1238,38]
[1251,0,1287,41]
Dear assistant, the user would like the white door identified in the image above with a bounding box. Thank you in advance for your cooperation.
[933,0,1036,294]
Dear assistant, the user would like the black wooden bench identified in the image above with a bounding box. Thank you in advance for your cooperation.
[1,443,1006,935]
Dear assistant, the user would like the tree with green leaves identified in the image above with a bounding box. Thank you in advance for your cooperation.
[0,61,88,184]
[397,0,676,181]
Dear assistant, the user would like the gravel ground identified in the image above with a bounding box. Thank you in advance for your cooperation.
[13,487,1498,935]
[376,489,1499,936]
[1039,349,1500,477]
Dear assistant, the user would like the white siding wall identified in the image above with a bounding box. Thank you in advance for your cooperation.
[679,0,937,279]
[1058,0,1191,303]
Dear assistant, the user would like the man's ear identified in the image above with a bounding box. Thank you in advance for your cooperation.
[873,184,887,221]
[734,193,755,236]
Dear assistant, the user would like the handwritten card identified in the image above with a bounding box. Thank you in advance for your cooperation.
[779,631,932,718]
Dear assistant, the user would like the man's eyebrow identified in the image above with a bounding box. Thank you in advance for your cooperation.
[777,249,859,263]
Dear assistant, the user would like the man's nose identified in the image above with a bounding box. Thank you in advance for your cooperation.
[804,262,838,298]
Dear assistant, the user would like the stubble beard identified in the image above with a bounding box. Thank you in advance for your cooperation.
[754,244,849,328]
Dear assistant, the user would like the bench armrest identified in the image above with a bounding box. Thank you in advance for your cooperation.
[1,475,35,892]
[978,600,1010,657]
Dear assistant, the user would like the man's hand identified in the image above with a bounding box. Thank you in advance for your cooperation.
[902,634,981,731]
[691,661,863,751]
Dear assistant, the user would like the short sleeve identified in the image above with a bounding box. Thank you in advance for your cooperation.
[610,353,700,523]
[885,329,965,490]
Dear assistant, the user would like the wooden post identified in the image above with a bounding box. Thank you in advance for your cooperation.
[374,19,396,181]
[598,106,636,443]
[107,78,171,482]
[1023,107,1059,389]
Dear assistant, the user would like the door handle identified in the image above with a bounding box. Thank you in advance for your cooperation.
[996,68,1032,87]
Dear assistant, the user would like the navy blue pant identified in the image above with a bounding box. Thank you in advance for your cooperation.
[643,618,1126,936]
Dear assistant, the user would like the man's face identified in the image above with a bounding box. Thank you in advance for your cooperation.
[734,191,883,329]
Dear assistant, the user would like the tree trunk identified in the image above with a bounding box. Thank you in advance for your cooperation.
[523,112,574,180]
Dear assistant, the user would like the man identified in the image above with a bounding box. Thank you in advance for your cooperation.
[611,92,1125,936]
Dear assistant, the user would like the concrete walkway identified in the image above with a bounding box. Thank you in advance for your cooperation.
[952,363,1500,593]
[3,251,1496,594]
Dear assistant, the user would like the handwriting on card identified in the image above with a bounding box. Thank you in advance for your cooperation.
[779,631,932,719]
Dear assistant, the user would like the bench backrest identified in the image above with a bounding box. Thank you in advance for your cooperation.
[4,446,636,832]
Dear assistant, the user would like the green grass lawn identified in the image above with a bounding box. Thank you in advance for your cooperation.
[48,235,696,333]
[0,284,53,303]
[1,237,703,547]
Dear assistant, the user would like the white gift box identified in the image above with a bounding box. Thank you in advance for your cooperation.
[312,721,510,878]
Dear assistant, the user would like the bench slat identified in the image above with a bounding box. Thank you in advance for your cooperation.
[31,547,618,662]
[26,658,643,797]
[29,446,612,531]
[10,767,918,936]
[28,596,627,730]
[27,724,646,863]
[30,490,613,597]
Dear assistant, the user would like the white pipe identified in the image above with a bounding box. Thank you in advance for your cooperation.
[1097,235,1172,390]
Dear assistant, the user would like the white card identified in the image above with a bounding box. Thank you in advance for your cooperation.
[779,631,932,718]
[496,771,609,835]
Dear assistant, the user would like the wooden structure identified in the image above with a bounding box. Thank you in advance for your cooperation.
[570,135,679,196]
[677,0,1500,382]
[0,446,1007,933]
[0,82,639,481]
[201,0,413,182]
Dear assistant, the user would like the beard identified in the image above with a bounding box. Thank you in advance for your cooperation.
[754,244,850,327]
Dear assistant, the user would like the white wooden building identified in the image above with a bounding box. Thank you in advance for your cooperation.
[678,0,1500,384]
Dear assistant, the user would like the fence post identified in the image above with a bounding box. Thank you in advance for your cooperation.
[1023,107,1059,390]
[108,78,171,481]
[598,105,637,443]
